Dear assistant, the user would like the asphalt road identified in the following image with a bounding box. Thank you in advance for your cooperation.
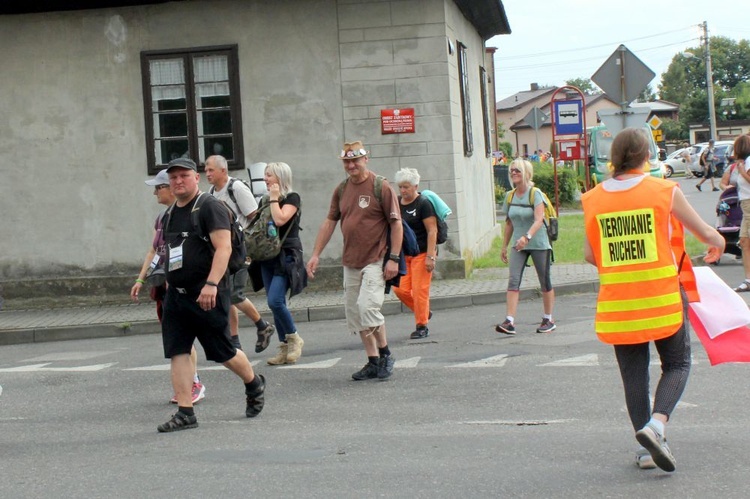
[1,291,749,498]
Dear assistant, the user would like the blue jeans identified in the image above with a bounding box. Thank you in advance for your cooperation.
[259,257,297,342]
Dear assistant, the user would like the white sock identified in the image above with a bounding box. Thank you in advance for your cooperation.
[506,316,514,324]
[193,374,200,384]
[543,314,552,320]
[647,417,665,436]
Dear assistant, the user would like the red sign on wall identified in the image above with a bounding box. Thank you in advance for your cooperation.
[381,108,415,134]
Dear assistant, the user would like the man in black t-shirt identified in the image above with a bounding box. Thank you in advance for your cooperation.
[157,157,266,433]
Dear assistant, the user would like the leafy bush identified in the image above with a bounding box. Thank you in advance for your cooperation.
[530,163,579,205]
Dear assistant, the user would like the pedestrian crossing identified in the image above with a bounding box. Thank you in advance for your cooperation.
[0,353,702,372]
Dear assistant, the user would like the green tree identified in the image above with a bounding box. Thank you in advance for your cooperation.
[660,117,688,142]
[496,120,507,140]
[565,77,597,94]
[635,84,656,103]
[659,36,750,132]
[660,37,750,104]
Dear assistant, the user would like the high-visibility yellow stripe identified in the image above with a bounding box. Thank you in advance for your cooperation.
[599,265,677,285]
[597,291,682,313]
[596,311,683,333]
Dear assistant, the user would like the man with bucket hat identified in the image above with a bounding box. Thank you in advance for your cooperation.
[306,141,401,381]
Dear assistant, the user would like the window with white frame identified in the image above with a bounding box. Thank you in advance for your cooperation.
[141,45,244,173]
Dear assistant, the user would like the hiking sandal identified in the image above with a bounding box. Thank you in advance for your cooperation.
[734,281,750,292]
[255,324,275,353]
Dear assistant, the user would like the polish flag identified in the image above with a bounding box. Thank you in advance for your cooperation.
[689,267,750,366]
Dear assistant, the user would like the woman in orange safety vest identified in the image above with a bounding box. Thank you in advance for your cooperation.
[582,127,724,472]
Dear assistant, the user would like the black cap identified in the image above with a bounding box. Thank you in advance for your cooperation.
[166,157,197,172]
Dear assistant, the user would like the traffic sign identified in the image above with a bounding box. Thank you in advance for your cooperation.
[648,115,662,130]
[523,106,548,131]
[652,129,663,142]
[597,107,650,136]
[591,45,655,106]
[552,100,583,136]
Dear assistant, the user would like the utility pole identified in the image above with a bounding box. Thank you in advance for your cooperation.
[703,21,717,141]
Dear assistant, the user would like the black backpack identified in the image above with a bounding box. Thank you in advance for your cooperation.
[163,193,247,275]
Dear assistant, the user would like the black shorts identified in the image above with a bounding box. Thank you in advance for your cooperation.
[161,285,236,363]
[704,167,716,179]
[229,267,249,304]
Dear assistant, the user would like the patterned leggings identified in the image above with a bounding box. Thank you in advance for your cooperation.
[613,298,691,432]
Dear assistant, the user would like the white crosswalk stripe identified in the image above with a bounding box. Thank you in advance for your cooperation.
[394,356,420,368]
[278,358,341,369]
[449,354,509,368]
[0,362,117,372]
[541,354,599,367]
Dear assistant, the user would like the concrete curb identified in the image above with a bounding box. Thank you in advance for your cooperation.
[0,280,599,346]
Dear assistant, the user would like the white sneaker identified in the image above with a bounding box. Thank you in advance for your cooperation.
[635,424,676,472]
[635,447,656,470]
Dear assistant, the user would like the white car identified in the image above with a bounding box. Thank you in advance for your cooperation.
[662,141,733,178]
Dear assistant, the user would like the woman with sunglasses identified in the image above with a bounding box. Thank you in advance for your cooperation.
[496,158,556,335]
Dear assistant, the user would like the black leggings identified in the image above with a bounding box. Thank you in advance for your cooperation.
[613,298,691,432]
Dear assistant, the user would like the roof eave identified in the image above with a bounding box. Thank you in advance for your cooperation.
[453,0,511,40]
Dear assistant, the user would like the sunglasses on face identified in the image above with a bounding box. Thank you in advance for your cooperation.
[510,168,522,174]
[154,185,170,191]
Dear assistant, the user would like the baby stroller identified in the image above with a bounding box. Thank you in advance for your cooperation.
[715,186,742,258]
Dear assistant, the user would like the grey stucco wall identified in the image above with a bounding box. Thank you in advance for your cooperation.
[0,0,345,279]
[0,0,499,281]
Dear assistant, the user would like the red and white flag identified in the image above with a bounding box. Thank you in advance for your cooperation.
[689,267,750,365]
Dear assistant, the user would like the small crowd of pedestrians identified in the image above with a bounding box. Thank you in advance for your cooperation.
[128,130,742,476]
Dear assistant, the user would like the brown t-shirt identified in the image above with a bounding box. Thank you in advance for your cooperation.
[327,171,401,268]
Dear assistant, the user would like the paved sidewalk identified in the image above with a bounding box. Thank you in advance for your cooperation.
[1,259,745,345]
[0,264,599,345]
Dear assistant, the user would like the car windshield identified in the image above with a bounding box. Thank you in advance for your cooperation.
[594,130,613,161]
[594,129,658,163]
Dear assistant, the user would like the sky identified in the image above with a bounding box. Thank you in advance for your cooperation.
[488,1,750,101]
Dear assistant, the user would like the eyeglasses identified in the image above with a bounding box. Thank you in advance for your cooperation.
[510,168,522,174]
[154,185,169,191]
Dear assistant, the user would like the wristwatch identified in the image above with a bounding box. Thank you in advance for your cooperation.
[388,253,400,262]
[525,232,532,240]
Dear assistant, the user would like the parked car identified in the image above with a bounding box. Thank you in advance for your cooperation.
[662,141,733,178]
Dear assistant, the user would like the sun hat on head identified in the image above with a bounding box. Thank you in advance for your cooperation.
[166,157,197,172]
[339,140,368,159]
[144,169,170,186]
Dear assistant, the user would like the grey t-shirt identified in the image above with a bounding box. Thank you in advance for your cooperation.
[502,187,552,250]
[212,177,258,228]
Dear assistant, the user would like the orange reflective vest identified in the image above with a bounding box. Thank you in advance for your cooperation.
[582,176,699,345]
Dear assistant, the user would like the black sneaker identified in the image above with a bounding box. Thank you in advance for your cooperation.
[255,324,275,353]
[157,411,198,433]
[352,362,379,381]
[410,326,429,339]
[696,184,702,192]
[712,187,720,192]
[377,355,395,380]
[536,318,556,333]
[495,319,515,335]
[245,374,266,418]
